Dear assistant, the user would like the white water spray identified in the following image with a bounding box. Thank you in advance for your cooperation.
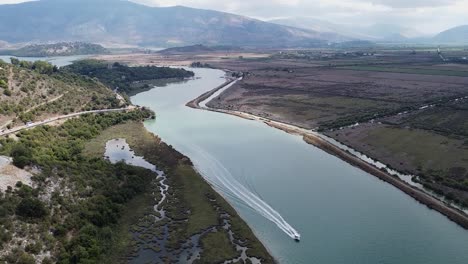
[187,144,300,240]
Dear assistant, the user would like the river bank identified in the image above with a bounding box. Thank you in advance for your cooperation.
[187,78,468,231]
[130,66,468,263]
[186,78,236,109]
[84,120,275,263]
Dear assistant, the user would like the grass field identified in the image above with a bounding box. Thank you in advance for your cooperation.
[401,108,468,137]
[365,127,468,173]
[341,65,468,77]
[331,124,468,205]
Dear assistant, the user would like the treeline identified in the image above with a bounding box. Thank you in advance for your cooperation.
[0,110,155,263]
[190,61,213,68]
[10,57,58,75]
[63,60,194,93]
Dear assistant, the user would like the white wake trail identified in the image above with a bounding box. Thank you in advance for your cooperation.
[186,144,300,239]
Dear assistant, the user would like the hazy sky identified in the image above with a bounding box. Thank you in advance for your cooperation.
[1,0,467,34]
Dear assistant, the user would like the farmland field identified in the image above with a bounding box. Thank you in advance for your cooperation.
[205,48,468,206]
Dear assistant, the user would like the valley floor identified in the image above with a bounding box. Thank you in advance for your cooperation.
[200,49,468,210]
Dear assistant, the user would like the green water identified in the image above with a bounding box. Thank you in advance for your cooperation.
[130,68,468,264]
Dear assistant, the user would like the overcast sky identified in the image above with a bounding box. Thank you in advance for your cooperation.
[1,0,467,34]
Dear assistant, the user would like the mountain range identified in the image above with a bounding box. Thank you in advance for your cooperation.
[270,17,468,44]
[0,0,465,47]
[433,25,468,44]
[0,0,347,48]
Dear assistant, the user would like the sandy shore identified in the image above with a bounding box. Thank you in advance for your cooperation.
[187,83,468,230]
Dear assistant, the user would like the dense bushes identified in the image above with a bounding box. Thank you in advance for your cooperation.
[63,59,194,93]
[0,110,155,263]
[2,88,11,96]
[10,58,58,75]
[15,198,48,219]
[10,144,33,169]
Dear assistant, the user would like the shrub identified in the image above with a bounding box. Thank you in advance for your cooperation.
[0,79,7,89]
[3,89,12,96]
[16,198,48,219]
[11,144,33,169]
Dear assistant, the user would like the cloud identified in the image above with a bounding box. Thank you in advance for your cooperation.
[366,0,458,8]
[0,0,33,3]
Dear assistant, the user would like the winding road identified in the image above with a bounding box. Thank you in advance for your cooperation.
[0,106,135,137]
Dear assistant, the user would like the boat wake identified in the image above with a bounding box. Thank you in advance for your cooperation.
[186,144,300,240]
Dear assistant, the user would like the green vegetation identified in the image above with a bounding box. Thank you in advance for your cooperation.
[11,144,33,169]
[396,100,468,137]
[363,126,468,205]
[341,65,468,77]
[83,122,274,263]
[191,61,213,68]
[0,60,121,126]
[0,42,109,57]
[16,197,48,219]
[0,110,155,263]
[63,60,194,94]
[0,78,7,89]
[199,232,238,263]
[2,88,11,96]
[9,58,58,74]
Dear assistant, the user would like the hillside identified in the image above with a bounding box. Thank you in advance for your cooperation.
[63,59,194,94]
[158,44,242,54]
[433,25,468,44]
[0,59,121,129]
[0,42,109,57]
[270,18,424,42]
[0,0,346,48]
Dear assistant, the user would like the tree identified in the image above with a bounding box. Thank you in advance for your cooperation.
[32,61,55,75]
[10,57,20,66]
[17,252,35,264]
[11,144,33,169]
[3,88,11,96]
[16,197,48,219]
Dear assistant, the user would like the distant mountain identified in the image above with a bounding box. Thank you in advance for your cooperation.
[0,0,347,48]
[270,18,424,43]
[0,40,9,49]
[158,44,242,54]
[433,25,468,44]
[270,17,348,36]
[0,42,109,57]
[330,40,376,48]
[361,24,424,42]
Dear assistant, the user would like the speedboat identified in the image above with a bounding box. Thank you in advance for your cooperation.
[294,234,301,242]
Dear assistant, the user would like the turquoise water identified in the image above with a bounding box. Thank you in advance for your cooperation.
[131,68,468,264]
[13,55,466,263]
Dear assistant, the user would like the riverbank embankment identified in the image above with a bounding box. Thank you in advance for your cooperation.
[186,78,236,109]
[187,79,468,231]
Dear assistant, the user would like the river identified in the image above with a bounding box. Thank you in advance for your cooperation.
[131,68,468,264]
[15,56,468,263]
